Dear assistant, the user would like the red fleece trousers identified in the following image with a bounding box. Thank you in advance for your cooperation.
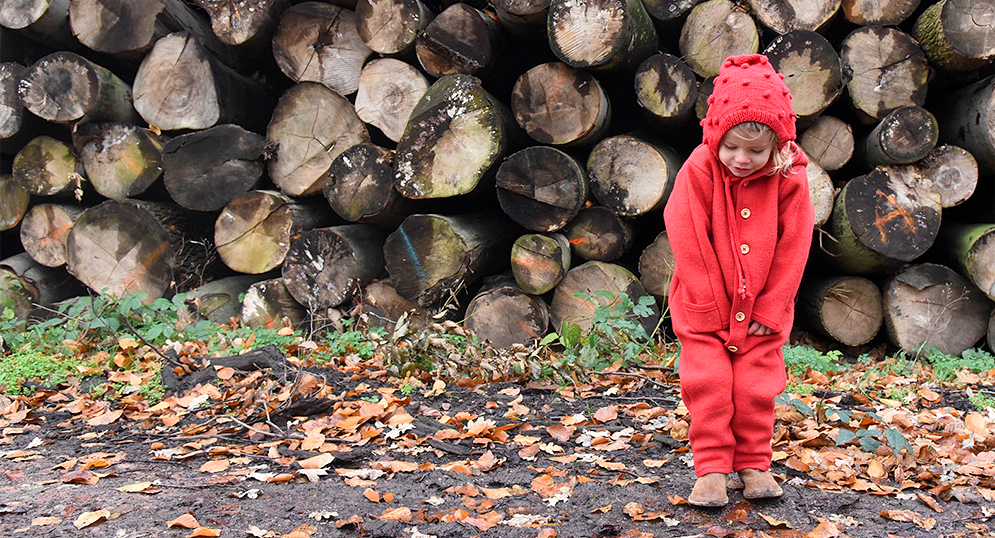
[676,327,787,476]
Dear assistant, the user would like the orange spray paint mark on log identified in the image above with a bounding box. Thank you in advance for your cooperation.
[874,190,916,244]
[568,237,587,245]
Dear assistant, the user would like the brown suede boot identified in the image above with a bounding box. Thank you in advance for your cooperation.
[738,469,783,499]
[688,472,728,507]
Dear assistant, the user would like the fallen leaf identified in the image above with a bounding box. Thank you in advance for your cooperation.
[167,514,200,529]
[594,405,618,422]
[364,488,380,502]
[74,509,110,529]
[282,523,317,538]
[380,507,412,522]
[642,459,670,467]
[61,469,99,485]
[188,527,221,537]
[117,481,159,494]
[965,412,990,437]
[546,425,574,443]
[298,453,335,470]
[880,509,936,530]
[915,491,943,513]
[199,459,230,473]
[31,517,61,526]
[592,504,612,513]
[759,512,791,528]
[87,410,123,426]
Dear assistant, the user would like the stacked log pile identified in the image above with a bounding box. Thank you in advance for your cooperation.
[2,0,994,356]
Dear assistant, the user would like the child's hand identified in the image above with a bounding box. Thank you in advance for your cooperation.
[748,321,773,336]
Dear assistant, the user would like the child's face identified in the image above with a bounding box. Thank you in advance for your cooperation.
[718,128,773,177]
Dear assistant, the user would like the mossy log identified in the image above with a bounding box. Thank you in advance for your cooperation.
[12,135,84,197]
[18,52,139,124]
[912,0,995,72]
[510,233,572,295]
[637,230,673,301]
[549,260,659,334]
[936,222,995,301]
[563,206,634,262]
[0,174,31,232]
[72,122,166,200]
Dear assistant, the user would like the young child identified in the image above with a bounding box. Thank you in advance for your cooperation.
[663,54,814,507]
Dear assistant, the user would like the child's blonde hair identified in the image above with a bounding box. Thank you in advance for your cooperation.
[727,122,795,176]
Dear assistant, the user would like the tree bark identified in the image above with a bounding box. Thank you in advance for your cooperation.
[989,307,995,352]
[383,213,514,306]
[0,62,26,139]
[18,203,83,267]
[510,232,571,295]
[185,273,269,325]
[0,0,80,51]
[415,3,503,79]
[495,145,588,232]
[72,122,166,200]
[912,0,995,72]
[193,0,288,46]
[936,222,995,301]
[511,61,611,147]
[883,263,994,356]
[281,224,387,310]
[824,165,942,275]
[133,31,275,132]
[914,144,979,208]
[842,0,921,26]
[637,230,673,301]
[241,277,307,329]
[798,115,854,171]
[586,133,680,217]
[745,0,841,33]
[0,174,31,232]
[215,190,332,275]
[161,124,266,212]
[266,82,370,197]
[679,0,758,78]
[547,0,658,73]
[563,205,635,262]
[764,30,845,119]
[799,275,883,347]
[323,143,412,228]
[931,75,995,172]
[549,260,659,334]
[18,51,139,124]
[464,279,549,348]
[634,53,698,130]
[861,105,939,167]
[12,135,85,196]
[355,0,433,55]
[807,159,835,228]
[840,26,930,121]
[353,58,429,143]
[394,74,516,199]
[271,1,371,96]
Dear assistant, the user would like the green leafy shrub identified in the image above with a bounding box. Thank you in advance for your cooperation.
[922,347,995,383]
[782,345,842,378]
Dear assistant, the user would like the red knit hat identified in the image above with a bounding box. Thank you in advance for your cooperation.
[701,54,797,155]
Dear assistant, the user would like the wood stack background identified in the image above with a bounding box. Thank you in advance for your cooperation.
[2,0,994,356]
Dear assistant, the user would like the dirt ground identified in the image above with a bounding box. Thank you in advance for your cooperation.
[1,364,993,538]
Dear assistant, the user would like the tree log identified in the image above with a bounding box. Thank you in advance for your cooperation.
[0,252,85,313]
[266,82,370,197]
[549,260,659,334]
[912,0,995,72]
[807,159,835,228]
[353,58,429,142]
[66,199,216,300]
[679,0,758,78]
[415,3,503,79]
[383,213,513,306]
[563,205,634,262]
[840,26,930,121]
[184,273,269,324]
[161,124,266,212]
[18,51,139,124]
[18,203,83,267]
[936,222,995,301]
[641,0,698,22]
[745,0,840,34]
[637,230,673,301]
[215,190,332,274]
[798,115,854,171]
[281,224,387,309]
[861,105,939,167]
[587,133,679,217]
[634,53,697,131]
[133,31,275,132]
[1,63,76,154]
[323,143,412,228]
[799,274,883,347]
[241,276,307,329]
[989,307,995,351]
[271,1,371,96]
[510,232,571,295]
[12,135,84,196]
[825,165,942,275]
[491,0,548,36]
[914,144,979,208]
[394,74,516,199]
[842,0,921,26]
[764,30,844,119]
[931,75,995,171]
[464,278,549,348]
[511,62,611,147]
[0,174,30,232]
[883,263,994,356]
[72,122,166,200]
[360,278,429,331]
[495,145,588,232]
[547,0,658,72]
[193,0,288,46]
[356,0,433,55]
[0,0,80,51]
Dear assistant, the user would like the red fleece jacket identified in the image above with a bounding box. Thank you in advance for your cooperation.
[663,143,813,349]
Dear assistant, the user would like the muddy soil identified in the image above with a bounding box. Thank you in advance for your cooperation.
[1,379,992,538]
